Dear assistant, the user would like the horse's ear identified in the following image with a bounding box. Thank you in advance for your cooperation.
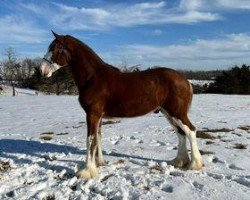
[52,30,59,38]
[51,30,64,43]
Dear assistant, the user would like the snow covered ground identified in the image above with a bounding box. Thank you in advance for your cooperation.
[0,85,41,96]
[0,94,249,200]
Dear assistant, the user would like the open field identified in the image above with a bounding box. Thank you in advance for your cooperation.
[0,94,249,199]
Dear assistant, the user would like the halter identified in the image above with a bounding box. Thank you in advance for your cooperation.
[43,38,71,68]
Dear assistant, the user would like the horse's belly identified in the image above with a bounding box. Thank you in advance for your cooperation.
[104,96,161,118]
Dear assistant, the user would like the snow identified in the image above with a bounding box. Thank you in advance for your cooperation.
[0,85,40,96]
[188,80,214,86]
[0,94,249,199]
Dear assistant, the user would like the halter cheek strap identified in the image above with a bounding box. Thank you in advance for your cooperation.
[43,38,71,67]
[57,37,71,67]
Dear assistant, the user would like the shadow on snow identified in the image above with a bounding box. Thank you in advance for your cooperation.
[0,139,172,174]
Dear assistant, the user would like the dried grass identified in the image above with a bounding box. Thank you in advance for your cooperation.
[233,143,247,149]
[149,165,164,173]
[40,135,53,141]
[196,131,216,140]
[238,125,250,131]
[40,132,54,135]
[202,128,233,133]
[102,120,120,125]
[205,140,215,145]
[200,150,215,155]
[56,132,69,136]
[0,161,11,172]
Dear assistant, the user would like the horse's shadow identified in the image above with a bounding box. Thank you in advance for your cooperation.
[0,139,83,155]
[0,139,84,174]
[0,139,171,175]
[108,151,169,164]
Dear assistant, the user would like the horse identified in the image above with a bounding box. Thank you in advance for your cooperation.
[40,31,203,179]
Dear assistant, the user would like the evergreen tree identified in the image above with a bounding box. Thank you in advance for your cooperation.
[206,65,250,94]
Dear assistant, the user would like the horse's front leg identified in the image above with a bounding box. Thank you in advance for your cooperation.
[76,113,101,179]
[96,120,105,166]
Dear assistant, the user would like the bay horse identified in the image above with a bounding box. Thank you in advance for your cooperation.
[40,31,203,179]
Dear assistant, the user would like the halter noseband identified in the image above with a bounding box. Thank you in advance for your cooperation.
[43,38,71,68]
[43,57,53,64]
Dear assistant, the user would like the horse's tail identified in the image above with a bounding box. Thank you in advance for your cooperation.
[188,82,193,112]
[187,81,196,131]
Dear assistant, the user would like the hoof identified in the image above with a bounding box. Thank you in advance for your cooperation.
[170,156,190,168]
[188,158,204,170]
[76,166,99,179]
[97,160,105,167]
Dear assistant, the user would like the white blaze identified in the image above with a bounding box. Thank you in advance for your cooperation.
[40,51,62,77]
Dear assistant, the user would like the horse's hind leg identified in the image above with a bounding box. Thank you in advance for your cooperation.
[172,116,203,170]
[171,127,190,168]
[161,110,190,168]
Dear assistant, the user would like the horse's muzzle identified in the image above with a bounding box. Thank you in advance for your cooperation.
[40,62,52,77]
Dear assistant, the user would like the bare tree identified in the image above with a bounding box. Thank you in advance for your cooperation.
[21,58,40,80]
[118,57,141,72]
[1,47,19,81]
[0,47,19,96]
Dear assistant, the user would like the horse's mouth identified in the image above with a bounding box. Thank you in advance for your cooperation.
[40,62,52,77]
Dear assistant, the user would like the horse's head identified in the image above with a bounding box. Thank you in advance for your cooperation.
[40,31,71,77]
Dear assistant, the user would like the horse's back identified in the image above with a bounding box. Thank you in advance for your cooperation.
[117,67,190,97]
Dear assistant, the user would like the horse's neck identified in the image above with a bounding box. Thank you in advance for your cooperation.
[70,50,95,89]
[69,43,117,89]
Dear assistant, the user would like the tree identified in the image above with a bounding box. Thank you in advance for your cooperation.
[0,47,19,96]
[21,58,36,79]
[27,66,77,95]
[20,58,42,88]
[0,47,19,82]
[206,65,250,94]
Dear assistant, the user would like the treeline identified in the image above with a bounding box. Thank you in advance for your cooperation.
[27,67,77,95]
[205,65,250,94]
[186,65,250,94]
[0,48,249,95]
[180,70,222,80]
[0,48,76,95]
[0,48,41,86]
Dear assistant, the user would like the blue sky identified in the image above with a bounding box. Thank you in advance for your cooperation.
[1,0,250,70]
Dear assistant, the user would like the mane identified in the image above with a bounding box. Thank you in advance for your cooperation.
[66,35,120,72]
